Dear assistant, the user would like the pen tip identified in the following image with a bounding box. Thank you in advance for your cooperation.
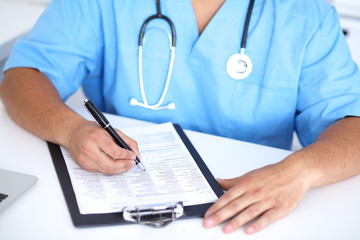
[138,162,146,171]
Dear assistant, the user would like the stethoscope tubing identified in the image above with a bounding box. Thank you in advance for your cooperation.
[241,0,255,49]
[132,0,176,110]
[132,0,255,110]
[137,45,175,109]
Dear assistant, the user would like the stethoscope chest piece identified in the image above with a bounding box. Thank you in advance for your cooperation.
[226,50,252,80]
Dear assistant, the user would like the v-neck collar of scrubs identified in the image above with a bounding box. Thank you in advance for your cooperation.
[174,0,260,58]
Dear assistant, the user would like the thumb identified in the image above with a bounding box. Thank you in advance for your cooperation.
[217,177,242,191]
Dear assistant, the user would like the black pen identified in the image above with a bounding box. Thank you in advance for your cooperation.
[84,99,145,171]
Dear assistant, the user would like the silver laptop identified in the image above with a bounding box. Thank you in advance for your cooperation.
[0,169,38,212]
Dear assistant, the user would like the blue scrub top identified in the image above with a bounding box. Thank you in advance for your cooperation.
[4,0,360,150]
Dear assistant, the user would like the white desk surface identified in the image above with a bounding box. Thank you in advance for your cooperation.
[0,0,48,62]
[1,100,360,240]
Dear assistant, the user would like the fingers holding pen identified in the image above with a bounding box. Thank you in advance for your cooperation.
[97,129,141,174]
[115,129,141,160]
[78,99,143,173]
[89,127,139,174]
[75,149,136,175]
[99,129,137,160]
[67,121,140,174]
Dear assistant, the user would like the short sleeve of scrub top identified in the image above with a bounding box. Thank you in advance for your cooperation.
[4,0,104,104]
[295,6,360,146]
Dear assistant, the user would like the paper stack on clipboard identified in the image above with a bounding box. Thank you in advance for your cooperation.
[48,123,223,227]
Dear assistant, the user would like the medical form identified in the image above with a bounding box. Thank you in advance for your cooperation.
[60,123,219,215]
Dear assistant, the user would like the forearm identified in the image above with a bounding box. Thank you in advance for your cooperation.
[0,67,139,174]
[285,116,360,188]
[0,67,86,146]
[203,117,360,234]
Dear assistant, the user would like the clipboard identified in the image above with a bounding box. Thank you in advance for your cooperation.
[48,123,224,227]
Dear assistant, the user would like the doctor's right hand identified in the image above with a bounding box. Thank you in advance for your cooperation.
[63,119,141,174]
[0,67,139,175]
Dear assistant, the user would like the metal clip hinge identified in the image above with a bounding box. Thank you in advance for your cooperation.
[123,201,184,228]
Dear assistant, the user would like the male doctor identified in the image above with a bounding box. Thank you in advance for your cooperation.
[1,0,360,235]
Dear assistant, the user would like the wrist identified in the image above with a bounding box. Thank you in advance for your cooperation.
[281,148,321,190]
[55,110,89,148]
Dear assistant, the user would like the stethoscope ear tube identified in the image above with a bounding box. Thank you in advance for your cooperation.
[138,1,176,47]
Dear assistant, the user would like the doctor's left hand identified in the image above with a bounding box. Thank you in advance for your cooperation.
[203,158,312,234]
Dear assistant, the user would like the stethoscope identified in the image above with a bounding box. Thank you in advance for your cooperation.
[130,0,255,111]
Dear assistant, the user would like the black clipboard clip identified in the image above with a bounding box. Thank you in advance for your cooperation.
[123,201,184,228]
